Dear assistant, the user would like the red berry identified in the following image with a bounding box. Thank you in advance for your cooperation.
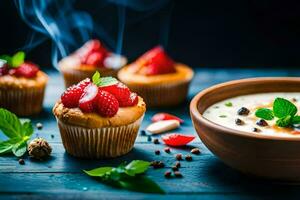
[120,92,139,107]
[94,90,119,117]
[13,62,39,78]
[78,83,98,112]
[85,51,105,66]
[0,64,9,76]
[61,79,91,108]
[100,82,131,106]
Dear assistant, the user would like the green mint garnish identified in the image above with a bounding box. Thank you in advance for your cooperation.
[84,160,165,194]
[225,102,233,107]
[0,108,33,157]
[0,51,25,68]
[92,71,118,87]
[255,97,300,128]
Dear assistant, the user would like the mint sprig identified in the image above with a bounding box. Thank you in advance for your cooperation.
[0,51,25,68]
[84,160,165,194]
[92,71,118,87]
[0,108,33,157]
[255,97,300,128]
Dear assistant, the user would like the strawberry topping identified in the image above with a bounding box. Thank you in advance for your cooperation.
[100,82,132,107]
[12,62,39,78]
[94,90,119,117]
[78,83,98,112]
[120,92,139,107]
[0,64,9,76]
[137,46,175,75]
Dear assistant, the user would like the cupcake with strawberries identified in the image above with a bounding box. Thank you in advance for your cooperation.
[53,71,146,159]
[59,39,127,88]
[0,51,48,116]
[118,46,194,107]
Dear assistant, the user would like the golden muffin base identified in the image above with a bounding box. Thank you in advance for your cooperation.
[59,56,118,88]
[0,72,48,116]
[56,115,143,159]
[118,63,194,107]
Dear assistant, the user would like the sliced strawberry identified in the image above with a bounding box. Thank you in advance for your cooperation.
[138,46,175,75]
[94,90,119,117]
[13,62,39,78]
[61,78,91,108]
[85,51,106,66]
[120,92,139,107]
[161,134,195,147]
[0,64,9,76]
[78,83,98,112]
[152,113,184,123]
[100,82,131,106]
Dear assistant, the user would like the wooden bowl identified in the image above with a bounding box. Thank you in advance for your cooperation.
[190,77,300,181]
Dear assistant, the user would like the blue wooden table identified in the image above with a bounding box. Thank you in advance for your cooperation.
[1,68,300,200]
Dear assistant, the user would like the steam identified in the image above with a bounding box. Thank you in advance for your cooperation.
[14,0,172,69]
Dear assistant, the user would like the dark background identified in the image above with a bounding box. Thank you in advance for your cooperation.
[1,0,300,69]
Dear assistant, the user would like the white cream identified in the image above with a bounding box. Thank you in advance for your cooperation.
[203,92,300,137]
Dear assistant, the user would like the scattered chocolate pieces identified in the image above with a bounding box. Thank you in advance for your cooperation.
[153,138,160,144]
[190,148,200,155]
[164,171,172,178]
[175,153,182,161]
[237,107,250,116]
[151,161,165,169]
[185,154,193,161]
[146,120,180,134]
[292,98,298,102]
[18,159,25,165]
[256,119,268,127]
[36,122,43,130]
[252,127,261,132]
[140,130,146,136]
[174,171,183,177]
[164,147,171,153]
[235,118,244,125]
[155,150,160,155]
[175,161,181,168]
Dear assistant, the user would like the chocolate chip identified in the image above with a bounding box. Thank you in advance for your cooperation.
[140,130,146,136]
[237,107,250,116]
[174,171,183,178]
[151,161,165,169]
[235,118,244,125]
[153,138,160,144]
[256,119,268,127]
[175,161,181,168]
[36,123,43,130]
[175,153,182,161]
[252,127,261,132]
[292,98,298,102]
[172,165,179,171]
[164,171,172,178]
[191,148,201,155]
[185,154,193,161]
[18,159,25,165]
[164,147,171,153]
[155,150,160,155]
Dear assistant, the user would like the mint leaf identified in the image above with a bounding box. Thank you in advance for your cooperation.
[92,71,101,86]
[276,115,292,127]
[0,108,22,139]
[0,55,12,66]
[11,51,25,68]
[118,176,165,194]
[125,160,150,176]
[21,121,33,137]
[273,98,297,118]
[225,102,232,107]
[99,77,118,87]
[84,167,113,177]
[12,140,27,157]
[255,108,274,120]
[292,116,300,125]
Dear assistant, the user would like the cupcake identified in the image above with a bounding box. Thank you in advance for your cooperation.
[0,51,48,116]
[118,46,194,107]
[59,39,127,88]
[53,72,146,159]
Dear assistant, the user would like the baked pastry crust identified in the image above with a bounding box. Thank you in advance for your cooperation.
[53,97,146,128]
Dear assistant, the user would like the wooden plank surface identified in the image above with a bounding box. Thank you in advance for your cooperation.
[1,68,300,200]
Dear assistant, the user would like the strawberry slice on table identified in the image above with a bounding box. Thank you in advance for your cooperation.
[138,46,176,75]
[94,90,119,117]
[100,82,132,106]
[78,83,98,112]
[12,62,39,78]
[61,78,91,108]
[161,133,195,147]
[152,113,184,124]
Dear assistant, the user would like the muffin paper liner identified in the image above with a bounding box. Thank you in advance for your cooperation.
[127,81,191,107]
[56,115,144,159]
[61,68,117,88]
[0,86,46,116]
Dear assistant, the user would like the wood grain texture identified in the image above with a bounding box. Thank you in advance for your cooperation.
[1,68,300,199]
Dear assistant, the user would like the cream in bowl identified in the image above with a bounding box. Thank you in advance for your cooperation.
[203,93,300,137]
